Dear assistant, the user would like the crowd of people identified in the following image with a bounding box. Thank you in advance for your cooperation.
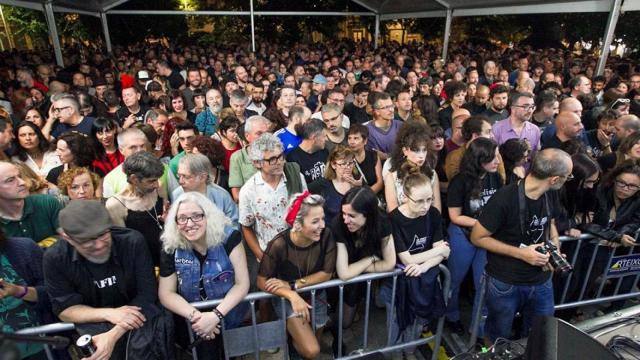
[1,38,640,360]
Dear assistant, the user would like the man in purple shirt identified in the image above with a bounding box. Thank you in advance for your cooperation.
[492,92,541,170]
[365,91,403,161]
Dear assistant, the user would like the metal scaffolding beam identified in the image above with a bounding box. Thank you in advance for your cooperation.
[374,13,379,48]
[100,12,111,53]
[596,0,622,75]
[43,1,63,66]
[249,0,255,52]
[442,8,452,62]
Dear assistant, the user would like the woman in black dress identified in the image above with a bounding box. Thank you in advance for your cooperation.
[258,192,336,359]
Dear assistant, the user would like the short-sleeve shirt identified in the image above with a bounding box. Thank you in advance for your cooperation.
[285,147,328,185]
[365,120,402,156]
[274,127,302,155]
[390,207,443,256]
[239,172,306,250]
[228,148,257,189]
[492,117,541,170]
[331,214,392,263]
[447,172,502,219]
[476,183,560,286]
[51,116,95,139]
[258,229,336,282]
[0,195,61,243]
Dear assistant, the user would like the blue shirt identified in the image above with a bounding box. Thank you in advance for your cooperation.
[171,184,239,228]
[275,127,302,154]
[51,116,95,139]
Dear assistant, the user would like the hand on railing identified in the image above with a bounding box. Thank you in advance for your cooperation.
[104,305,146,330]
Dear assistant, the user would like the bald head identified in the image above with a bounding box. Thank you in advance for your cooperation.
[615,114,640,140]
[452,108,471,120]
[559,97,582,118]
[556,111,584,140]
[530,148,573,187]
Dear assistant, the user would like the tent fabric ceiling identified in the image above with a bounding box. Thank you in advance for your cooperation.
[0,0,621,15]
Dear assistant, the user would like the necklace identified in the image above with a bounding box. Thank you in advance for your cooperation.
[291,232,313,284]
[145,204,163,230]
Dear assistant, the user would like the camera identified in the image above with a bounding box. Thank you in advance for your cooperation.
[535,242,572,274]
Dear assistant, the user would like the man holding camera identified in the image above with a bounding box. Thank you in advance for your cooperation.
[471,148,572,343]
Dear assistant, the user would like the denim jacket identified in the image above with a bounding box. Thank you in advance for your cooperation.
[174,226,246,327]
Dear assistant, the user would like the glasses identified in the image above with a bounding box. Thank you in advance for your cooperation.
[512,104,536,111]
[334,161,354,168]
[52,106,71,113]
[176,213,205,225]
[615,179,640,191]
[262,152,285,165]
[69,230,110,249]
[405,193,433,205]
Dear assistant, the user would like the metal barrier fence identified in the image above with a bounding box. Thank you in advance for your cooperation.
[16,265,450,360]
[469,233,640,347]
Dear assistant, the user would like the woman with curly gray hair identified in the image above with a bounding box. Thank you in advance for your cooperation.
[158,191,249,360]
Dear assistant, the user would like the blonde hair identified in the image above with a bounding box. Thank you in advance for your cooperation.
[324,145,355,180]
[161,192,231,252]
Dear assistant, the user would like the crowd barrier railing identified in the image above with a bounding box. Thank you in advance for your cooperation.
[469,233,640,347]
[16,264,451,360]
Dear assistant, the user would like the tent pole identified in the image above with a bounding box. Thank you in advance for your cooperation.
[596,0,622,76]
[442,9,452,63]
[43,1,63,66]
[250,0,255,52]
[374,14,380,49]
[100,12,112,54]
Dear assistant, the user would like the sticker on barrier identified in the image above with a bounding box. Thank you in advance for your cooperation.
[608,254,640,276]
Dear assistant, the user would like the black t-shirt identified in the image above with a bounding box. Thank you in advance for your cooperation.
[390,207,443,255]
[286,147,329,184]
[476,183,560,286]
[482,107,509,125]
[343,103,370,125]
[447,172,502,219]
[331,213,392,263]
[84,259,128,308]
[167,70,185,90]
[158,230,242,277]
[356,150,379,188]
[116,104,150,127]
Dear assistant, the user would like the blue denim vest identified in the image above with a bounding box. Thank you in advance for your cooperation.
[175,226,246,328]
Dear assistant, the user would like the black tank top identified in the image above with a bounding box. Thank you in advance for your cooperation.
[113,196,164,266]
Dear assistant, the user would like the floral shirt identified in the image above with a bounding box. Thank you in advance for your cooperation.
[239,171,307,250]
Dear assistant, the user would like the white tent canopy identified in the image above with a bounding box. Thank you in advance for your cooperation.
[1,0,638,73]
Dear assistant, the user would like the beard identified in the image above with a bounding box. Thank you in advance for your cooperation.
[210,104,222,114]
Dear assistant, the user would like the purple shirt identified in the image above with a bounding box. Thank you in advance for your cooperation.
[492,117,541,170]
[365,119,403,155]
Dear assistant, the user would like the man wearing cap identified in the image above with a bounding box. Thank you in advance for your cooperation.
[93,78,110,118]
[307,74,327,112]
[44,200,173,360]
[136,70,151,88]
[116,87,149,129]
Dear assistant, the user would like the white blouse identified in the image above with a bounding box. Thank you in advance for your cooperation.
[12,151,62,178]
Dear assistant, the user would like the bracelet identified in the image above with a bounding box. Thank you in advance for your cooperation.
[289,281,297,290]
[16,285,28,299]
[188,309,198,321]
[212,308,225,321]
[371,255,377,264]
